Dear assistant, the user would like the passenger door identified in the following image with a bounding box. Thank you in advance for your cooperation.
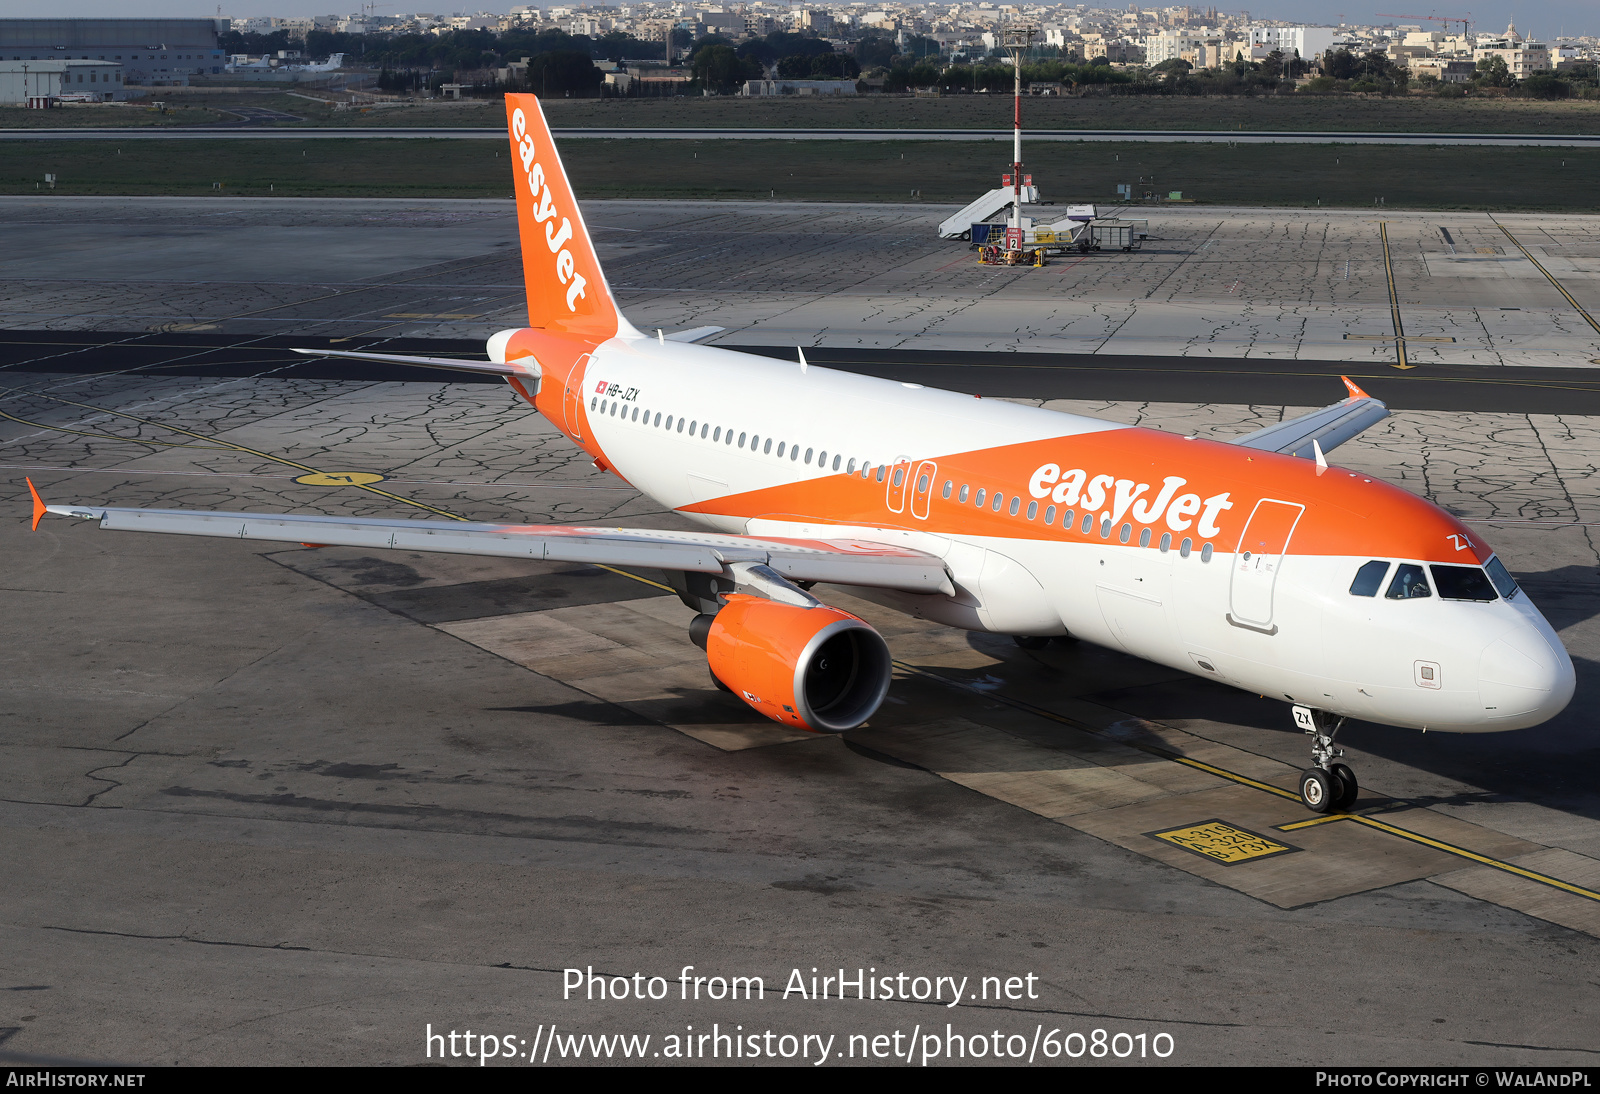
[1228,499,1305,633]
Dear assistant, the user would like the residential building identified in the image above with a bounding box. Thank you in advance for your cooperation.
[1248,25,1337,61]
[1474,31,1551,77]
[1411,59,1475,83]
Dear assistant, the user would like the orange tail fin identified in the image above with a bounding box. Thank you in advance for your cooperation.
[504,94,627,341]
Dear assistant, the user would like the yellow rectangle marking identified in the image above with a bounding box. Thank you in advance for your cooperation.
[1147,819,1298,866]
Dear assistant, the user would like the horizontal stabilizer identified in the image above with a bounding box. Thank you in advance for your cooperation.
[663,326,726,344]
[1227,377,1389,459]
[41,504,955,596]
[290,347,536,378]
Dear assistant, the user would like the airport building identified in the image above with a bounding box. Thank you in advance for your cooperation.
[0,19,227,87]
[0,59,126,104]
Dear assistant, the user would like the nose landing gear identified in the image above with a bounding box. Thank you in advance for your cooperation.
[1293,705,1358,813]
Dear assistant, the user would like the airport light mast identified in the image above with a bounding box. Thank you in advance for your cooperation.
[1002,23,1036,251]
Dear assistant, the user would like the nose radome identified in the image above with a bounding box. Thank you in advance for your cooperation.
[1478,626,1576,728]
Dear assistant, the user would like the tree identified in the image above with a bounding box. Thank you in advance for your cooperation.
[1475,54,1512,87]
[525,51,602,96]
[1323,48,1358,79]
[690,43,746,93]
[854,35,897,69]
[1519,72,1570,98]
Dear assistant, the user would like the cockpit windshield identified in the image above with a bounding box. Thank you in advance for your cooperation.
[1484,556,1521,601]
[1385,563,1432,600]
[1431,564,1498,602]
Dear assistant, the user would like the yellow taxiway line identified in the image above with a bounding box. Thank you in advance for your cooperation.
[1378,222,1414,370]
[896,660,1600,905]
[1494,222,1600,337]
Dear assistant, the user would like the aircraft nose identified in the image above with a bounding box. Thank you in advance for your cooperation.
[1478,623,1575,729]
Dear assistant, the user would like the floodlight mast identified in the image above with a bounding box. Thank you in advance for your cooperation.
[1002,23,1036,243]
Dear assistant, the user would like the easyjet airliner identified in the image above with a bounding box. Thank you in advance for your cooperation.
[27,95,1574,813]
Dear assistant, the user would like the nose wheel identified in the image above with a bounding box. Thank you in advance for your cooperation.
[1293,705,1358,813]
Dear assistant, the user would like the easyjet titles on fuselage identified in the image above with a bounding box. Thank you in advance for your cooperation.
[1029,462,1233,537]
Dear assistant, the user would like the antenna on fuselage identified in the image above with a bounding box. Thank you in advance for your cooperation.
[1313,438,1328,472]
[797,346,808,373]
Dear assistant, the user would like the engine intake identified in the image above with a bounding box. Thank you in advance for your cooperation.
[702,594,892,733]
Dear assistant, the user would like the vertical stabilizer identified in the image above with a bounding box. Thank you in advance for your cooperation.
[503,94,631,340]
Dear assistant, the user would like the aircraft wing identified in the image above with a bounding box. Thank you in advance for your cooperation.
[33,494,955,597]
[1226,376,1389,459]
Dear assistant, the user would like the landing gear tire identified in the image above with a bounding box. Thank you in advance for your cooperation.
[1013,635,1050,650]
[1330,762,1359,810]
[1299,768,1342,814]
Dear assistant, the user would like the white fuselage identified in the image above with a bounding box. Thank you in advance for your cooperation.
[563,333,1573,735]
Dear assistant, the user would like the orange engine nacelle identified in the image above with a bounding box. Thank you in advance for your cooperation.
[700,595,892,733]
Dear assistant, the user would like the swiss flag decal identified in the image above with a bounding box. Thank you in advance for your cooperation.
[595,380,608,393]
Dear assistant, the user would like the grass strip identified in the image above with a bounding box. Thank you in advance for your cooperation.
[1,137,1594,211]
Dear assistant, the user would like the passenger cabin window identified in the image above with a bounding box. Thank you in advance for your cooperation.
[1349,560,1390,597]
[1386,563,1432,600]
[1486,556,1520,600]
[1431,565,1498,602]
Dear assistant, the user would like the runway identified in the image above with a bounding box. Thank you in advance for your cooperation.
[7,126,1600,147]
[4,197,1600,1066]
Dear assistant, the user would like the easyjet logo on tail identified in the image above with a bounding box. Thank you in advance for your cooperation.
[510,107,588,313]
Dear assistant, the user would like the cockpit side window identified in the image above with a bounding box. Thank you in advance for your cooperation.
[1485,556,1521,601]
[1349,560,1390,597]
[1431,564,1498,602]
[1385,563,1432,600]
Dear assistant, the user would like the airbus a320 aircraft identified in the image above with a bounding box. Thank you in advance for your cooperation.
[28,94,1574,813]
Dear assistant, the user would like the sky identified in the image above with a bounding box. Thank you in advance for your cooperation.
[0,2,1592,41]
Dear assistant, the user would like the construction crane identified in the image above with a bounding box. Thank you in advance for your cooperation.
[1375,12,1474,35]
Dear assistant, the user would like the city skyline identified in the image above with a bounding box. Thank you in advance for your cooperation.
[0,2,1589,44]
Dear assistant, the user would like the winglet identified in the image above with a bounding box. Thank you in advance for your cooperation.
[1341,375,1371,400]
[26,477,46,532]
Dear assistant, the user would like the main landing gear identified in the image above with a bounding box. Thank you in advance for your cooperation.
[1293,705,1358,814]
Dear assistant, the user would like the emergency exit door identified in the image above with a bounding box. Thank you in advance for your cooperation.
[885,457,912,514]
[1228,499,1304,633]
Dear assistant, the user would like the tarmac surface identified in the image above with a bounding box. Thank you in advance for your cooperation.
[4,197,1600,1067]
